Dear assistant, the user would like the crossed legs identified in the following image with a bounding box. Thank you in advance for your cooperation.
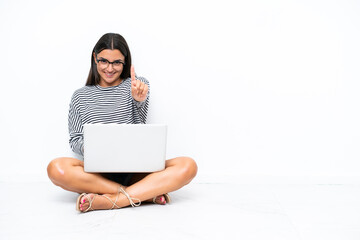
[47,156,197,212]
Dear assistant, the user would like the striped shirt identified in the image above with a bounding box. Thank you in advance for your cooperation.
[68,76,150,156]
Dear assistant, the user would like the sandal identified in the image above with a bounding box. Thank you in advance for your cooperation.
[76,187,141,213]
[153,193,171,204]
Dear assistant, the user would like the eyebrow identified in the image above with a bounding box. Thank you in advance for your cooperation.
[98,57,124,62]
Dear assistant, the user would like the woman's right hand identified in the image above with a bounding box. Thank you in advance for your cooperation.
[131,65,149,102]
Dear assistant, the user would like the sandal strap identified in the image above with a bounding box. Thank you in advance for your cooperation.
[84,193,99,212]
[118,187,141,207]
[79,187,141,212]
[101,194,121,210]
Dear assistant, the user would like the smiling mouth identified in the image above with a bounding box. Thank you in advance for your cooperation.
[105,72,116,78]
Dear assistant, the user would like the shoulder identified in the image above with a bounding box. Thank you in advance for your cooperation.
[137,76,149,84]
[73,85,97,95]
[70,85,96,103]
[123,76,150,85]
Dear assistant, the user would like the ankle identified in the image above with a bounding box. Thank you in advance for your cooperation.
[118,186,141,207]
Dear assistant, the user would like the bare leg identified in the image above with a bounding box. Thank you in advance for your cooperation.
[124,157,197,203]
[47,156,197,211]
[128,173,166,204]
[47,157,120,194]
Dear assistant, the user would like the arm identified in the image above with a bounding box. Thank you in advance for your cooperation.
[131,66,150,123]
[68,91,84,156]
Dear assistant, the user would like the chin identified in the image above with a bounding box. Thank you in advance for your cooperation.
[100,76,121,86]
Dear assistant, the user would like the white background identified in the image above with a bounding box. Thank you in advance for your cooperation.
[0,0,359,182]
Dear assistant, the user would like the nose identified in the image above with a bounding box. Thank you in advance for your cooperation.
[106,63,114,71]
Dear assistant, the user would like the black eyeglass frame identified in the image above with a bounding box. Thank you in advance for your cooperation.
[95,57,125,68]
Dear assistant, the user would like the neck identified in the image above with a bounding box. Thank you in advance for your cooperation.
[99,78,122,87]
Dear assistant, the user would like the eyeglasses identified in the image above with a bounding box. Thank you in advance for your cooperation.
[96,57,125,69]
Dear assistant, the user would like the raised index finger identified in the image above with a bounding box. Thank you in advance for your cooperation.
[131,65,136,84]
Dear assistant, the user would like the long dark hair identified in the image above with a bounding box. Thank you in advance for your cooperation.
[86,33,132,86]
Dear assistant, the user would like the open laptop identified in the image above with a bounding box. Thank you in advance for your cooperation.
[83,123,167,173]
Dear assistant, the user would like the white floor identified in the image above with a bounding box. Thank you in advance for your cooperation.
[1,180,360,240]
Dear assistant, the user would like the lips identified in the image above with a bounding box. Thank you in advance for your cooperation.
[104,72,115,78]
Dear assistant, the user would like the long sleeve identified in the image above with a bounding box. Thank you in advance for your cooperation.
[68,91,84,156]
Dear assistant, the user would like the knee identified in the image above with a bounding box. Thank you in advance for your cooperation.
[47,158,67,186]
[177,157,198,184]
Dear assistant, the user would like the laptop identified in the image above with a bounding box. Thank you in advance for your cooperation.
[83,123,167,173]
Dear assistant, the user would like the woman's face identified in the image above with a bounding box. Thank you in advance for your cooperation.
[94,49,125,87]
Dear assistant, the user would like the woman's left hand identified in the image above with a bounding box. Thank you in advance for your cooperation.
[131,65,149,102]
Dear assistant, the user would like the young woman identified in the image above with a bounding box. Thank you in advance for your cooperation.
[47,33,198,213]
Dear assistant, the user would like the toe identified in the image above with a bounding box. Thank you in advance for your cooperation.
[155,195,166,205]
[79,194,91,212]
